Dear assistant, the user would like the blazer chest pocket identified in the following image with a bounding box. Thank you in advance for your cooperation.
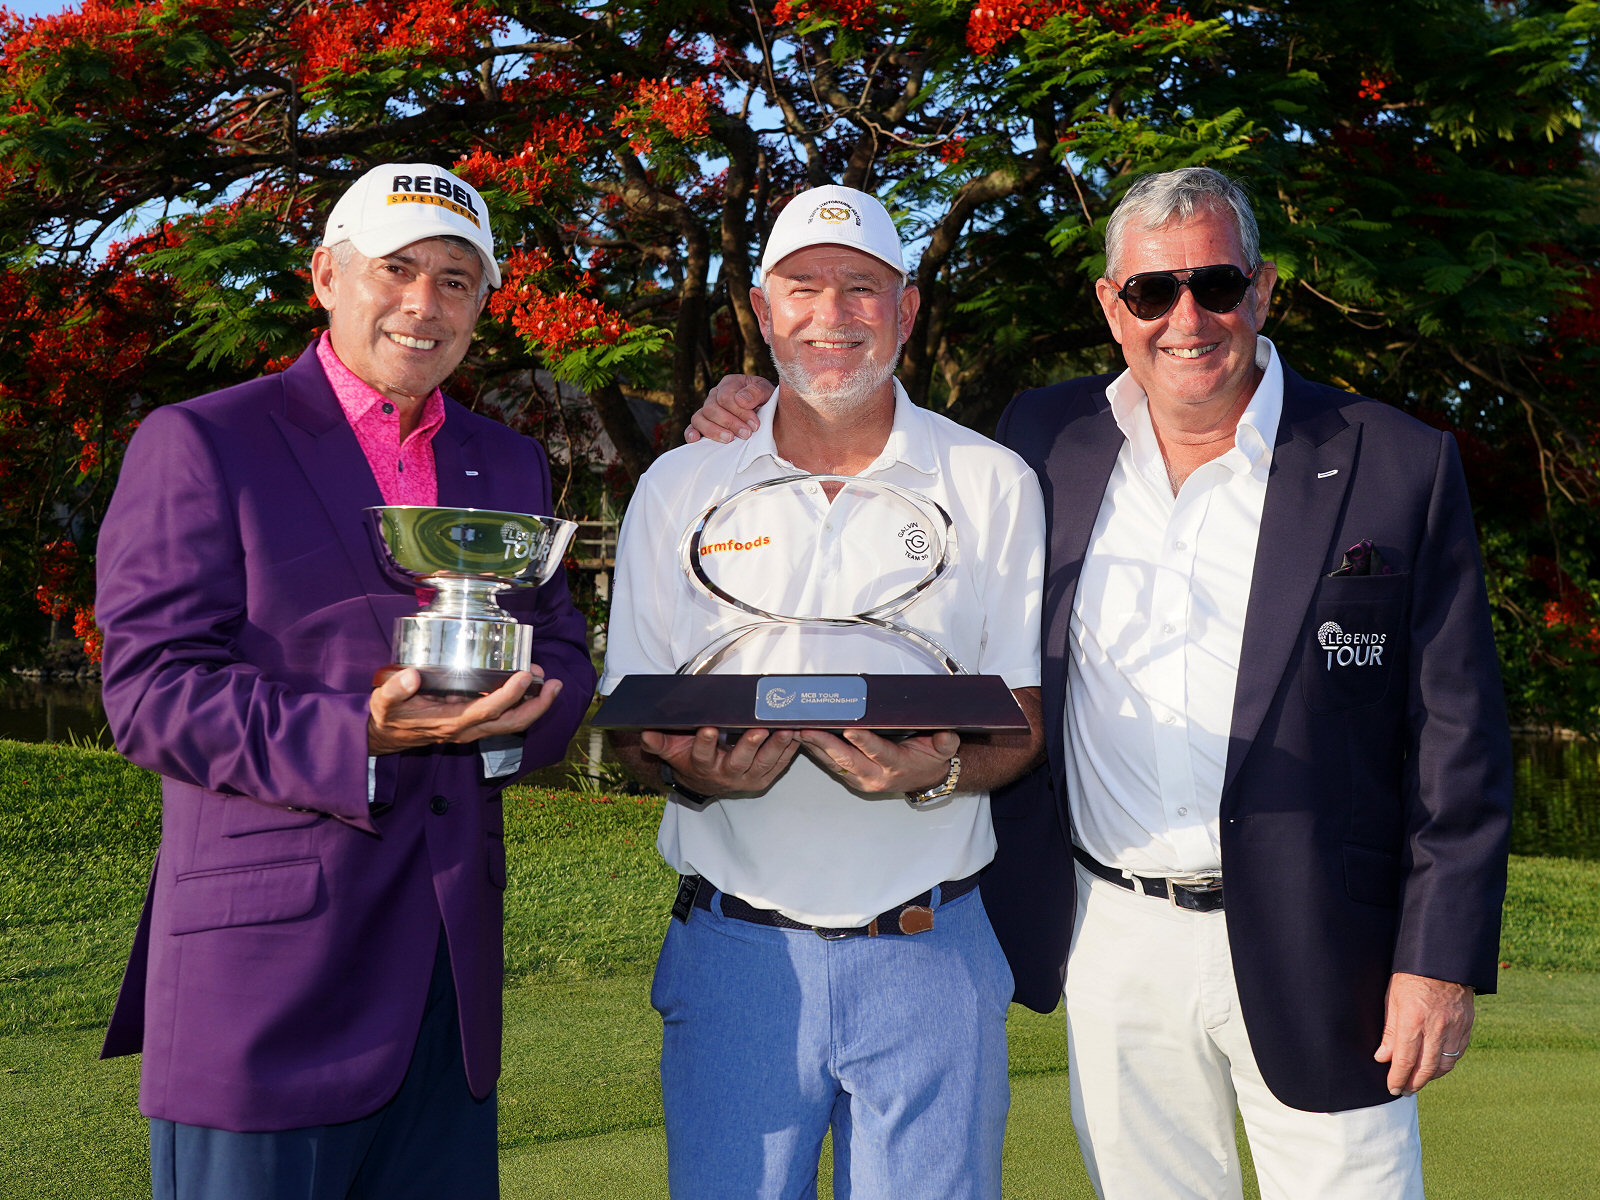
[1301,573,1408,714]
[169,857,321,934]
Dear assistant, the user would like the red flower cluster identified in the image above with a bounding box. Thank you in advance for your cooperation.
[966,0,1181,57]
[772,0,880,30]
[34,540,79,622]
[287,0,504,85]
[1544,595,1600,652]
[1549,267,1600,347]
[612,78,717,156]
[940,135,969,165]
[454,116,594,203]
[489,249,633,358]
[1357,75,1390,103]
[74,604,103,664]
[1,0,265,123]
[2,1,148,79]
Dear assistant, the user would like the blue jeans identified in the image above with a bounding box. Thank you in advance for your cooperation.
[652,884,1012,1200]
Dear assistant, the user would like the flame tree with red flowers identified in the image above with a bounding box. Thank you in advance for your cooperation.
[1,0,1597,729]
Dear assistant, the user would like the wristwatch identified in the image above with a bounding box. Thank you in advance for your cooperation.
[905,755,962,807]
[660,763,716,806]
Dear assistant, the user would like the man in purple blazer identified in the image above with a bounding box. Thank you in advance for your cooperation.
[687,168,1512,1198]
[96,163,595,1200]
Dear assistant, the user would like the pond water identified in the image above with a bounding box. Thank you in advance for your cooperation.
[4,682,1597,861]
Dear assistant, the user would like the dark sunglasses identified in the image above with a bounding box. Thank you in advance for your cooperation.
[1113,263,1256,321]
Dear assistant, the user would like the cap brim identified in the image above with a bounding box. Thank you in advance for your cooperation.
[761,240,907,283]
[346,226,501,289]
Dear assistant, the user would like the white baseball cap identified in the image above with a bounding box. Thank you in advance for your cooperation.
[759,184,906,281]
[322,163,501,288]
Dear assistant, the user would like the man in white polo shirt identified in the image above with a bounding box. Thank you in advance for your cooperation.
[602,183,1045,1200]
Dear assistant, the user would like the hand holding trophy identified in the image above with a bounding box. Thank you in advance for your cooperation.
[368,505,578,696]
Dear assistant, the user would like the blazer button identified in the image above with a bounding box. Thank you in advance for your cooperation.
[429,794,450,815]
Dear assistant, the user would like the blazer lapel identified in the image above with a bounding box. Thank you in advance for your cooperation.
[269,348,393,644]
[1223,367,1355,795]
[432,400,483,509]
[1042,393,1124,790]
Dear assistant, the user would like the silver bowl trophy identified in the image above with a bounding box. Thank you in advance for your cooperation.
[592,475,1026,734]
[367,505,578,695]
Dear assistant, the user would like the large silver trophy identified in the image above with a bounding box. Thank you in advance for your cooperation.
[593,475,1025,734]
[367,505,578,695]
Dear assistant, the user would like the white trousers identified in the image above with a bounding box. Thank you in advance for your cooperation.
[1064,862,1424,1200]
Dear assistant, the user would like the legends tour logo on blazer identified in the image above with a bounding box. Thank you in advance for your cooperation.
[1316,620,1388,670]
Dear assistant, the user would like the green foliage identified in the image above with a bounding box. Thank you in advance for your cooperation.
[1500,854,1600,972]
[1,0,1598,722]
[501,785,674,984]
[549,326,673,394]
[0,742,161,1035]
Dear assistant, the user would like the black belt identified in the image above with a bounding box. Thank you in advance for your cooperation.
[673,872,981,939]
[1072,846,1224,913]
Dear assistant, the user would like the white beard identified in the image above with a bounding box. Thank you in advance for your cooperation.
[769,335,901,415]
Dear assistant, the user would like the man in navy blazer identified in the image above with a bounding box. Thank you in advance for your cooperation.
[96,163,595,1199]
[980,169,1512,1198]
[687,167,1512,1198]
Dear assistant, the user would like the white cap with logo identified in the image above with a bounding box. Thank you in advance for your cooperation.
[759,184,906,282]
[322,163,501,288]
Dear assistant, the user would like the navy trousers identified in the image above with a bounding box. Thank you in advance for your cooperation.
[149,929,497,1200]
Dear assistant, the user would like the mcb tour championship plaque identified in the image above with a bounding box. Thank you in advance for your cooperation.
[592,475,1026,735]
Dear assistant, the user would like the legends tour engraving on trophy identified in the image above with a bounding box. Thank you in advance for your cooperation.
[367,505,578,695]
[592,475,1026,733]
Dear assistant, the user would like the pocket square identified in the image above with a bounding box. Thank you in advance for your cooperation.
[1328,539,1391,578]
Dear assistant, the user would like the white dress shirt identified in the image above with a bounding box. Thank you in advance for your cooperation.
[1066,337,1283,876]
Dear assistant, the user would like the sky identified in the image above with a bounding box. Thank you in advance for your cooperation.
[5,2,72,17]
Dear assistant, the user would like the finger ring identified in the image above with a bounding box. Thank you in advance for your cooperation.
[1441,1050,1462,1058]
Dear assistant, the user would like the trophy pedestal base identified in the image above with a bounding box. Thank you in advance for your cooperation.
[372,664,542,698]
[592,673,1025,735]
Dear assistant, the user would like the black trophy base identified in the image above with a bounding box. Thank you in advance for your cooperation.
[373,664,544,698]
[591,673,1026,735]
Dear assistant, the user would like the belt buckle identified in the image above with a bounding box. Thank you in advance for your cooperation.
[1164,872,1222,909]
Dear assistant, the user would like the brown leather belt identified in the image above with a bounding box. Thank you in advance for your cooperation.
[672,872,981,938]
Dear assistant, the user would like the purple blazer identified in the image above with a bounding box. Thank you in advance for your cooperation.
[96,347,595,1132]
[983,364,1512,1113]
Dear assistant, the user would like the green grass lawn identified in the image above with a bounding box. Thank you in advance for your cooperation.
[3,740,1598,1198]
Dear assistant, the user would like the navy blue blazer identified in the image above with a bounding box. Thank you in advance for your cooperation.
[984,363,1512,1113]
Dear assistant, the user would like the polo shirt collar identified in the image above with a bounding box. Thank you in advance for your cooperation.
[316,331,446,435]
[733,378,940,479]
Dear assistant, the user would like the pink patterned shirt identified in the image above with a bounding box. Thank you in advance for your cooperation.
[317,333,445,506]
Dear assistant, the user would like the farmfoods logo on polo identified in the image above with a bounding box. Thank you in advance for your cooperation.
[1317,621,1387,670]
[699,534,771,557]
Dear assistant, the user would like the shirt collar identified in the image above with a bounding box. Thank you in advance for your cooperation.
[733,378,941,479]
[316,331,446,437]
[1104,335,1284,479]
